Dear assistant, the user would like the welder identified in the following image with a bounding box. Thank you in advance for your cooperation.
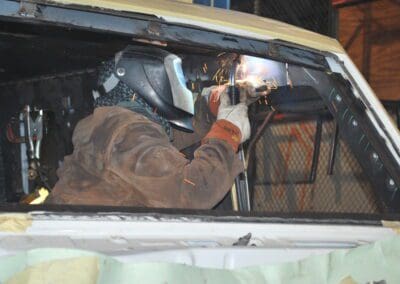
[46,46,261,209]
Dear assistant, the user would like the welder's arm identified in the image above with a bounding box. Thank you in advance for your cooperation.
[178,86,254,208]
[128,87,251,209]
[177,137,243,209]
[89,113,243,209]
[127,121,243,209]
[172,82,260,151]
[171,91,215,151]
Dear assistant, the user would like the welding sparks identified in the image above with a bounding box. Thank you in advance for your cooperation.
[236,55,285,89]
[212,54,285,90]
[236,55,270,82]
[212,53,239,85]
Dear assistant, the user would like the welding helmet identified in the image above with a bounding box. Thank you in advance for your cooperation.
[98,45,194,132]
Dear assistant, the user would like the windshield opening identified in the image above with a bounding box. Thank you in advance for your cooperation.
[0,21,398,216]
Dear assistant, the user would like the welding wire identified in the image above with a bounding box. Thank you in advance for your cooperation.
[231,182,239,211]
[238,146,251,210]
[217,52,226,57]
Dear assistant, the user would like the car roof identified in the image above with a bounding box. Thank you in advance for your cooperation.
[49,0,345,54]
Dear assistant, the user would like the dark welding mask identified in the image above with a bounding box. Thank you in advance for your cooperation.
[101,45,194,132]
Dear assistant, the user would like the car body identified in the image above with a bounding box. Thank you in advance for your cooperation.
[0,0,399,275]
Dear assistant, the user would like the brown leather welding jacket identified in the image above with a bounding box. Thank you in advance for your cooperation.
[47,106,243,209]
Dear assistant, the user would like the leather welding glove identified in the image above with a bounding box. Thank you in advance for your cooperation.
[217,86,251,143]
[203,81,270,117]
[203,85,251,152]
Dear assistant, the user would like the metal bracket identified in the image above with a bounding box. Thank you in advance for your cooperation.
[24,105,43,160]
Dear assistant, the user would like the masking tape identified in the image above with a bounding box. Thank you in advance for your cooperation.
[0,214,32,233]
[382,220,400,235]
[339,276,357,284]
[6,256,99,284]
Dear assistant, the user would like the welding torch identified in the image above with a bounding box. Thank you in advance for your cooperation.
[228,60,251,212]
[255,85,270,93]
[228,60,240,105]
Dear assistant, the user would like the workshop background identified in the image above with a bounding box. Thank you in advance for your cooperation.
[194,0,400,214]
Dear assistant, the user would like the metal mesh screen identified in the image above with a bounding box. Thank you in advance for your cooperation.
[252,118,380,213]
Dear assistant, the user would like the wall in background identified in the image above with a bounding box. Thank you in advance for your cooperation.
[337,0,400,101]
[230,0,336,37]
